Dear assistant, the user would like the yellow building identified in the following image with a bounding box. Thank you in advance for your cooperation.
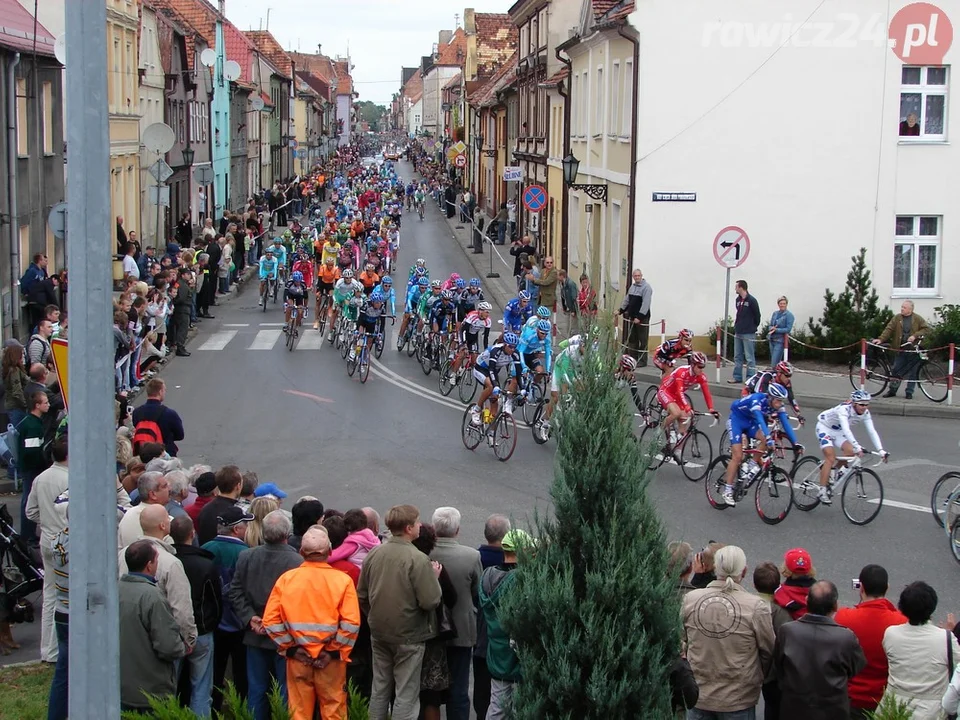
[559,0,637,310]
[107,0,141,241]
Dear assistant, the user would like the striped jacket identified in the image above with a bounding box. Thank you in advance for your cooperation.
[263,561,361,661]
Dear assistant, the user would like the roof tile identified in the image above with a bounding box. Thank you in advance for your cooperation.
[436,27,467,67]
[470,50,518,108]
[245,30,292,79]
[474,13,516,80]
[0,0,55,56]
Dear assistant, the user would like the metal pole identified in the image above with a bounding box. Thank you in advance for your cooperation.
[486,234,499,279]
[66,1,120,718]
[155,151,162,247]
[721,267,731,366]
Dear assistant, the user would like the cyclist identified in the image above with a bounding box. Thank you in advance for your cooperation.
[538,334,587,434]
[814,390,889,504]
[518,319,553,375]
[744,361,803,422]
[291,252,314,291]
[452,301,492,378]
[399,276,430,344]
[282,270,309,333]
[318,235,341,266]
[503,291,533,335]
[349,290,386,361]
[615,354,639,389]
[722,384,802,507]
[417,279,443,334]
[657,352,721,454]
[358,263,380,296]
[405,181,416,211]
[442,273,462,292]
[429,290,458,368]
[524,306,552,331]
[471,332,524,427]
[408,258,429,284]
[258,248,279,307]
[414,185,426,217]
[457,278,485,322]
[330,269,363,342]
[374,276,396,337]
[314,257,341,330]
[653,329,694,375]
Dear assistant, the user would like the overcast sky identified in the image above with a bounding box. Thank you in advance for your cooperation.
[224,0,515,105]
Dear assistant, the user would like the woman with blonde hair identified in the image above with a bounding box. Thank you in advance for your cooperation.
[245,496,280,547]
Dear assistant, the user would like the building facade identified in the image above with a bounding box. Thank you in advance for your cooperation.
[108,0,142,239]
[139,3,167,246]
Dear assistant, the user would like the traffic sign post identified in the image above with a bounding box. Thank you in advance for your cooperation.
[454,154,466,168]
[712,226,751,365]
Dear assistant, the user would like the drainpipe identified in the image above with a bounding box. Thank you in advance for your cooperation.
[618,22,640,294]
[555,45,571,272]
[7,53,20,340]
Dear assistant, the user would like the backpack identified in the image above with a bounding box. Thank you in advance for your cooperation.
[132,404,165,451]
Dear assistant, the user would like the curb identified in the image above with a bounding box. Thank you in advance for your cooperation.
[634,368,960,419]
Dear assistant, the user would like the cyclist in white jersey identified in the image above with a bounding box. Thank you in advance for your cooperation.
[814,390,889,503]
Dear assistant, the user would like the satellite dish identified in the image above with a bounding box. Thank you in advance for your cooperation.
[142,122,176,153]
[54,34,66,65]
[250,96,265,111]
[224,60,241,81]
[200,48,217,67]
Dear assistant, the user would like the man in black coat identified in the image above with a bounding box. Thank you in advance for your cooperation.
[172,267,193,357]
[510,235,537,291]
[175,214,193,248]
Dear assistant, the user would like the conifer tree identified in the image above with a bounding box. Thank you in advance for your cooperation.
[498,320,681,718]
[811,247,893,348]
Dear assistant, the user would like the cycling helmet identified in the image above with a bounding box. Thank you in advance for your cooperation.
[291,271,303,282]
[518,291,531,302]
[282,229,292,238]
[414,266,426,277]
[325,256,335,264]
[767,383,789,400]
[503,332,520,346]
[536,320,551,333]
[440,290,454,301]
[431,279,442,289]
[620,355,638,372]
[850,390,872,403]
[449,273,461,282]
[455,278,466,289]
[370,291,384,302]
[775,361,793,377]
[469,278,481,288]
[381,276,392,285]
[417,276,429,287]
[536,306,551,319]
[688,351,707,367]
[416,258,426,266]
[477,301,493,311]
[678,328,693,340]
[342,269,354,279]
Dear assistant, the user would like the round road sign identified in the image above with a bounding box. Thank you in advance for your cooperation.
[523,184,547,213]
[712,226,750,269]
[454,154,466,168]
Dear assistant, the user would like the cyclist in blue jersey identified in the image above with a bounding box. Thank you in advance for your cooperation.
[518,319,553,374]
[398,275,430,343]
[722,384,803,507]
[503,291,533,334]
[373,275,396,337]
[523,305,552,331]
[471,333,524,427]
[408,258,429,284]
[258,249,279,306]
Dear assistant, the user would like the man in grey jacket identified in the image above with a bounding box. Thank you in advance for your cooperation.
[119,539,187,711]
[358,504,442,720]
[617,269,653,366]
[430,507,482,720]
[228,510,303,720]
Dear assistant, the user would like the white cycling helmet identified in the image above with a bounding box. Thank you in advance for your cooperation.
[477,302,492,311]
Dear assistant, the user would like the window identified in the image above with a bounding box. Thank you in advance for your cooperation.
[538,9,547,49]
[215,111,220,145]
[42,82,53,154]
[178,101,185,144]
[609,62,620,136]
[594,67,603,133]
[19,225,29,275]
[200,102,207,142]
[571,73,579,136]
[581,72,589,137]
[113,38,121,111]
[189,101,197,142]
[622,59,633,137]
[520,24,529,56]
[125,40,134,111]
[414,114,420,124]
[894,215,940,293]
[609,202,622,289]
[899,66,948,140]
[570,197,580,267]
[16,77,26,156]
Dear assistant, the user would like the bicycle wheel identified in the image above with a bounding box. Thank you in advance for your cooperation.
[951,517,960,564]
[790,456,823,511]
[530,400,550,445]
[340,330,350,359]
[461,406,482,450]
[755,466,794,525]
[261,286,267,312]
[492,412,518,462]
[317,298,328,335]
[522,382,543,426]
[919,360,949,403]
[704,456,731,510]
[840,468,884,525]
[718,428,731,458]
[458,365,478,404]
[407,329,418,357]
[680,428,712,482]
[396,324,407,351]
[438,359,455,396]
[346,345,359,376]
[848,354,888,396]
[630,383,645,414]
[930,471,960,528]
[359,351,370,384]
[419,341,433,375]
[374,331,385,359]
[638,424,665,471]
[641,386,659,425]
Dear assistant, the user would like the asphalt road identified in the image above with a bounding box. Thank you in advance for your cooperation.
[5,161,959,668]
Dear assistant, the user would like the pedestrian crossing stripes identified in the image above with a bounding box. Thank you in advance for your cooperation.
[250,329,283,349]
[197,330,238,351]
[196,326,337,351]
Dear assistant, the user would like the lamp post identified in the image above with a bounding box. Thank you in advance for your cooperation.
[182,143,194,226]
[561,152,608,203]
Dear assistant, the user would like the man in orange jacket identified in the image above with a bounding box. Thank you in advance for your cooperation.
[263,526,361,720]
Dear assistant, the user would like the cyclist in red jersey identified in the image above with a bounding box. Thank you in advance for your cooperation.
[653,329,694,375]
[657,352,720,452]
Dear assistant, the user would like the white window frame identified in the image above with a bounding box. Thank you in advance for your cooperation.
[42,81,53,154]
[200,102,208,142]
[609,201,622,290]
[609,61,620,137]
[15,77,26,156]
[621,59,633,139]
[581,71,589,139]
[899,65,948,142]
[893,214,941,295]
[594,66,604,137]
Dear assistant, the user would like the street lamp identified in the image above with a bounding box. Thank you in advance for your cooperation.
[561,152,608,203]
[475,134,483,151]
[182,143,195,167]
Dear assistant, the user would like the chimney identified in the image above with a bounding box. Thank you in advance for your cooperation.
[438,30,453,46]
[464,8,476,35]
[317,43,322,55]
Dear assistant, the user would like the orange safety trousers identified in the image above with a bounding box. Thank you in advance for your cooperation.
[286,657,347,720]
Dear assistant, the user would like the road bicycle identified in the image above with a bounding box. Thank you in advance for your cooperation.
[260,277,278,311]
[373,316,394,359]
[705,449,795,525]
[790,451,886,525]
[530,393,575,445]
[416,200,425,220]
[719,416,804,472]
[930,470,960,528]
[284,303,305,351]
[461,390,518,462]
[453,351,480,404]
[315,290,332,336]
[396,314,419,356]
[346,320,389,384]
[848,341,948,402]
[336,315,358,359]
[639,412,716,482]
[419,329,453,376]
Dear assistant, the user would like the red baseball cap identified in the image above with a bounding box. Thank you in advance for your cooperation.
[784,548,813,575]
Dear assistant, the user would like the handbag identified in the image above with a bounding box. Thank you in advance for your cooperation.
[948,630,957,720]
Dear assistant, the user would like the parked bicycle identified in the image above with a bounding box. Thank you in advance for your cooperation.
[705,449,795,525]
[790,451,886,525]
[848,341,948,402]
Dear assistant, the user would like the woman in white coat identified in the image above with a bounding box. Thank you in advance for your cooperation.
[883,581,960,720]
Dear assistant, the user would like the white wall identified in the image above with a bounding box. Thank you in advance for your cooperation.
[337,94,351,146]
[422,66,461,136]
[628,0,960,336]
[407,97,423,136]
